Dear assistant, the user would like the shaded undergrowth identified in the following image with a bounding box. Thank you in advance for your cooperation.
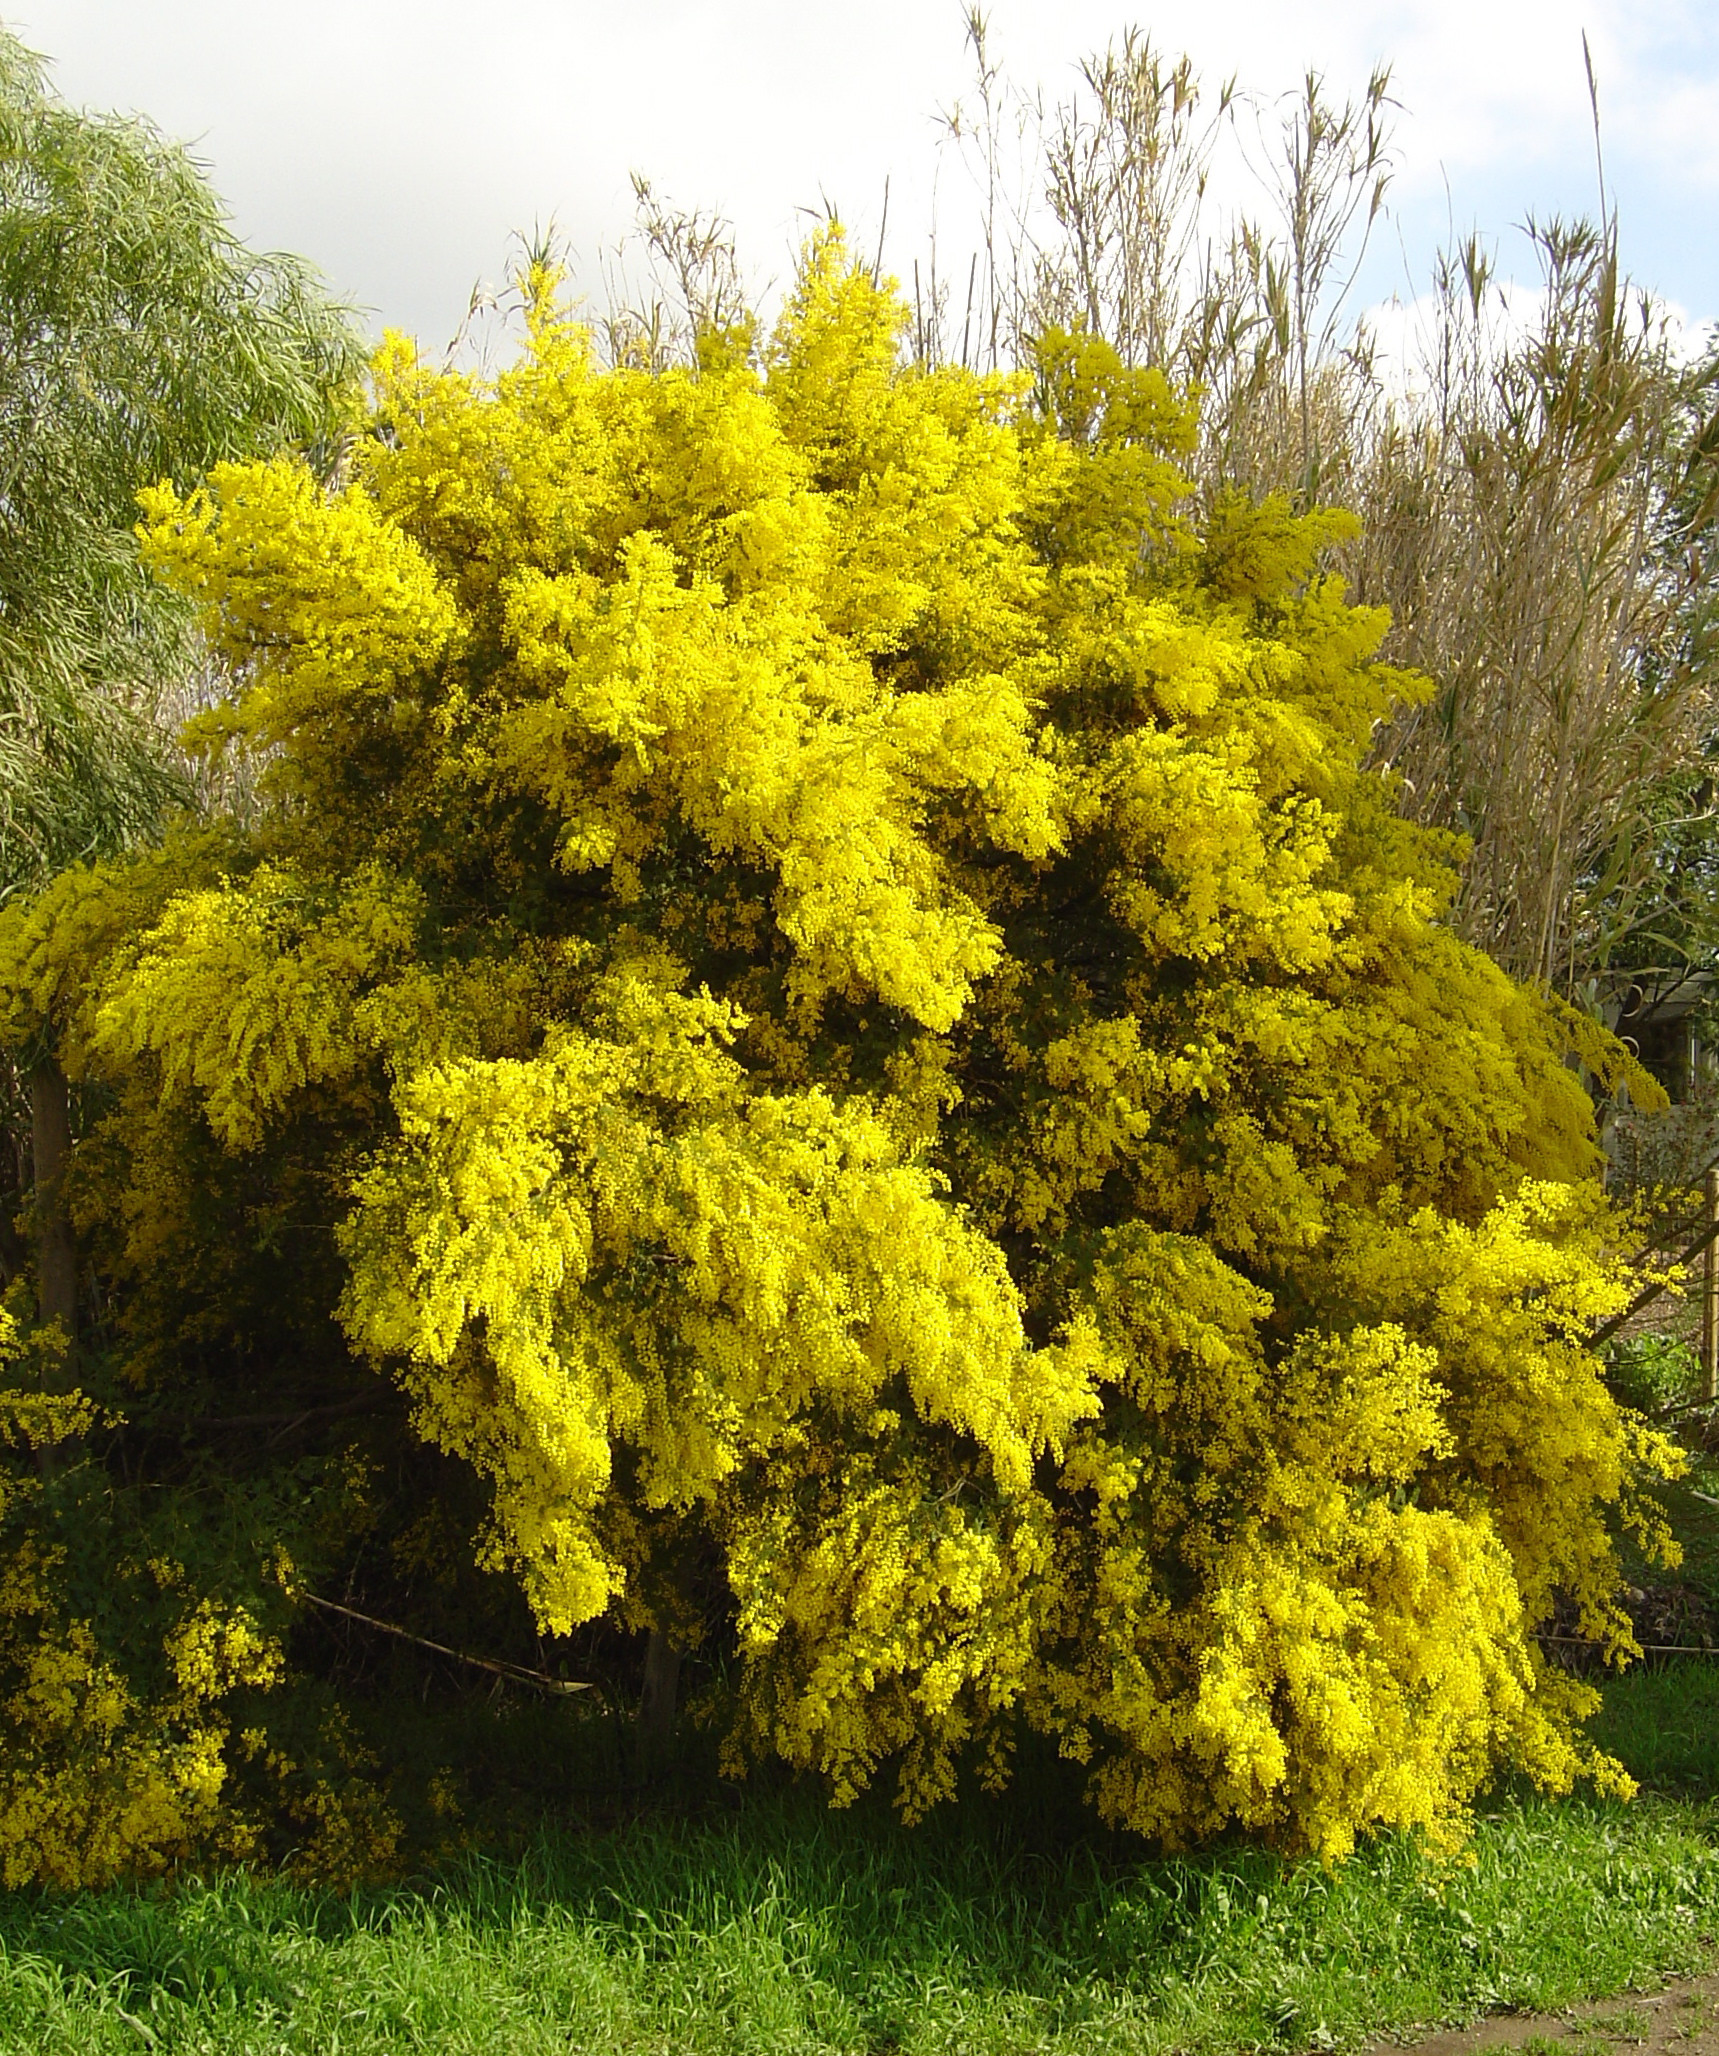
[2,1670,1719,2055]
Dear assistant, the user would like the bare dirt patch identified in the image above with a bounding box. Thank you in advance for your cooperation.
[1379,1975,1719,2056]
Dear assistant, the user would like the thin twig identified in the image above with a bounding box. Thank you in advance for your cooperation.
[302,1593,596,1699]
[187,1393,390,1433]
[1594,1141,1719,1348]
[1537,1635,1718,1657]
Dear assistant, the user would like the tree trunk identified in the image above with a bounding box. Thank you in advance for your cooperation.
[28,1056,75,1362]
[637,1628,681,1761]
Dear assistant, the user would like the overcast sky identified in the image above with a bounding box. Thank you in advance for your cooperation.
[8,1,1718,356]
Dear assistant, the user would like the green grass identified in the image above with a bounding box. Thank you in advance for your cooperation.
[4,1677,1719,2056]
[1635,1463,1719,1598]
[1591,1660,1719,1793]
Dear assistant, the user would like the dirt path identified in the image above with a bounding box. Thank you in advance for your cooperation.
[1381,1976,1719,2056]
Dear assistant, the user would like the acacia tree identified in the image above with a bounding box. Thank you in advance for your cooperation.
[0,29,359,1338]
[0,240,1680,1875]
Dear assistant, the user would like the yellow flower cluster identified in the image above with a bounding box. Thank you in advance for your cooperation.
[0,233,1676,1862]
[0,1312,282,1888]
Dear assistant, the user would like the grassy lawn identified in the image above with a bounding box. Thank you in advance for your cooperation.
[10,1417,1719,2056]
[0,1666,1716,2056]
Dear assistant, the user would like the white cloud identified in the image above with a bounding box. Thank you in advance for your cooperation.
[1357,278,1545,408]
[7,0,1715,347]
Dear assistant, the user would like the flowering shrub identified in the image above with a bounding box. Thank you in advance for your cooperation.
[0,235,1678,1863]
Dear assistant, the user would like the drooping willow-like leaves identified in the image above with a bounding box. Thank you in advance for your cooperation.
[0,26,361,899]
